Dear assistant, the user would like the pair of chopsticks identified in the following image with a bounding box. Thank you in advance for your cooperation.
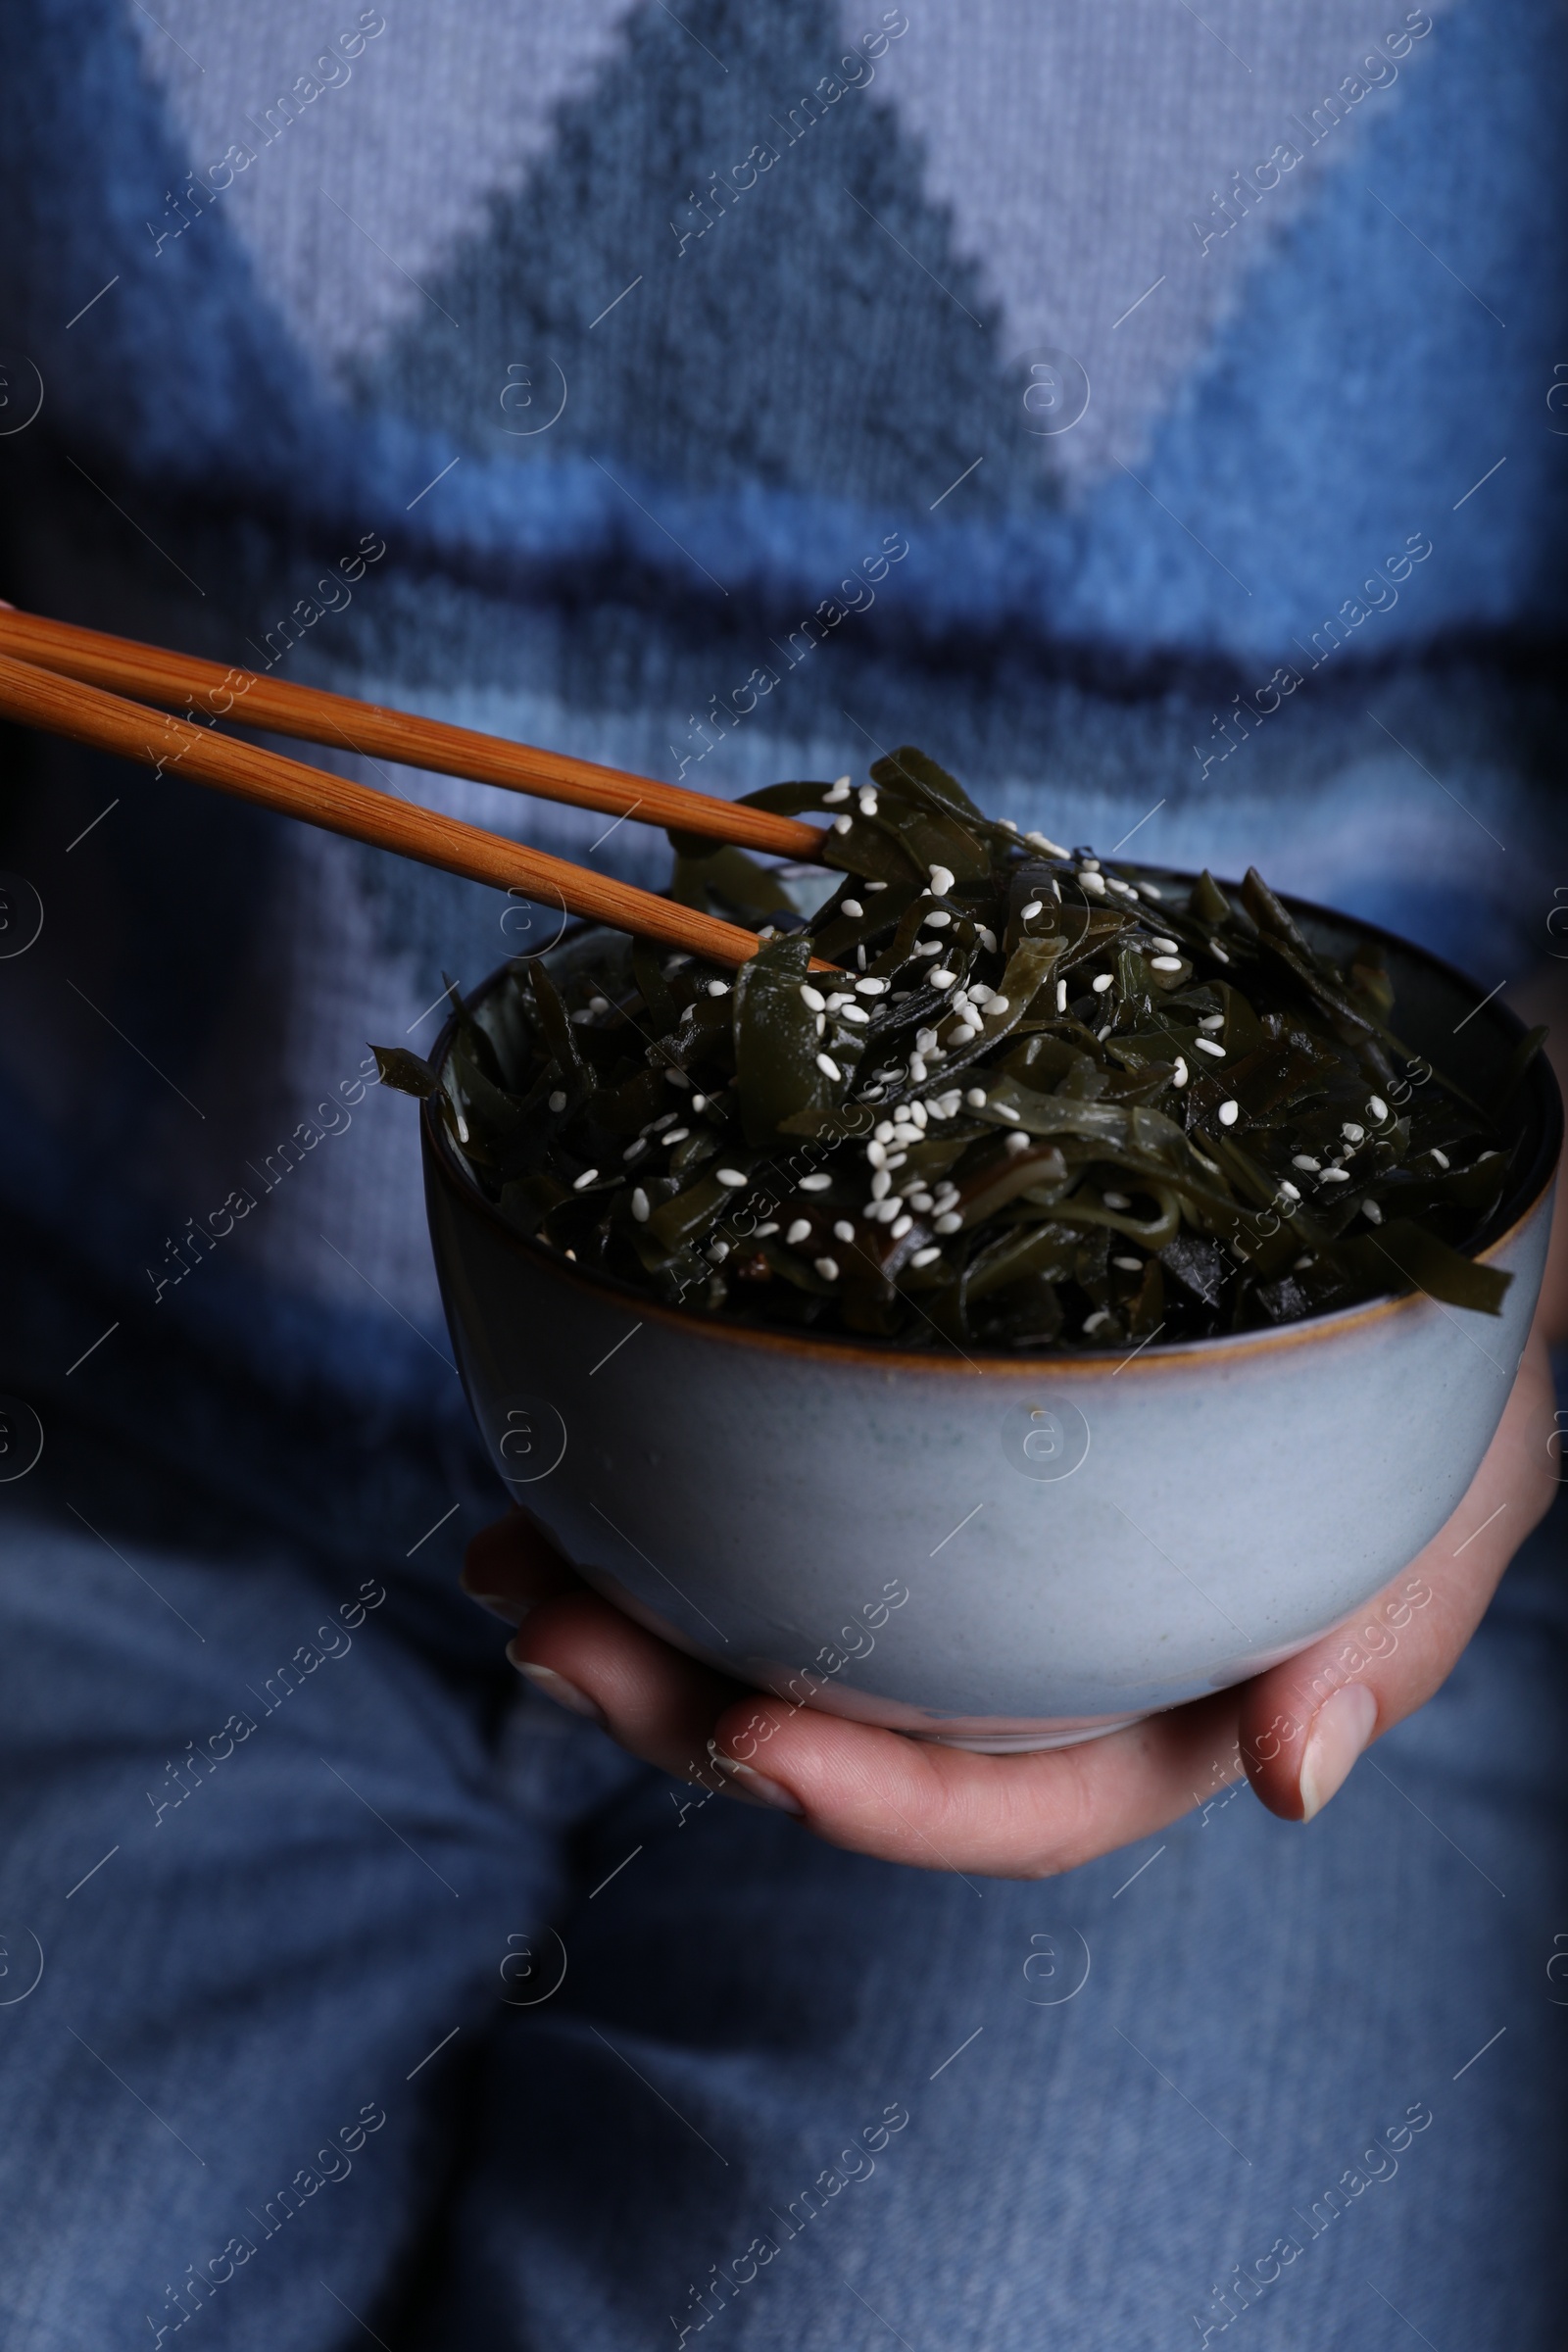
[0,606,835,969]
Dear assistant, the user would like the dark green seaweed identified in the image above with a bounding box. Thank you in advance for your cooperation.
[377,748,1520,1350]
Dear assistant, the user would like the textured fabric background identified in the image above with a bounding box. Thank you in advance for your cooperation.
[0,0,1563,1495]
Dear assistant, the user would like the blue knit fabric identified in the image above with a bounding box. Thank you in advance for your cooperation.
[0,0,1563,1445]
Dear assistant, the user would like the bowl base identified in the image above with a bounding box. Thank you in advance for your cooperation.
[912,1710,1151,1754]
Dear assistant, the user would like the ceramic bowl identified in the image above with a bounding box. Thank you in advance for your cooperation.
[421,886,1559,1750]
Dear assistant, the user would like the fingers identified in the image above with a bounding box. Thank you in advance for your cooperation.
[504,1588,764,1790]
[460,1509,580,1626]
[1239,1325,1559,1823]
[699,1689,1249,1876]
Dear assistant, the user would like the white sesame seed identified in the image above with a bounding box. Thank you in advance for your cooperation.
[716,1167,747,1187]
[573,1168,600,1189]
[708,1240,730,1262]
[1209,942,1230,963]
[1106,877,1134,896]
[1005,1130,1030,1153]
[1431,1148,1450,1169]
[1054,981,1068,1012]
[1195,1037,1226,1058]
[800,1171,833,1192]
[1021,900,1044,921]
[631,1188,650,1222]
[929,969,956,991]
[800,984,826,1011]
[1362,1199,1384,1223]
[756,1221,779,1238]
[1092,973,1113,994]
[1151,956,1183,973]
[815,1052,842,1081]
[929,864,956,895]
[786,1218,812,1245]
[691,1095,709,1113]
[1198,1014,1225,1030]
[1102,1191,1130,1209]
[966,1087,988,1107]
[832,814,854,835]
[1367,1096,1389,1121]
[823,779,851,805]
[588,995,610,1013]
[663,1127,690,1147]
[907,1245,941,1269]
[950,1022,979,1045]
[623,1139,648,1161]
[814,1013,826,1037]
[977,926,998,952]
[1026,830,1068,855]
[1083,1309,1111,1335]
[933,1211,963,1235]
[857,946,867,969]
[1152,937,1180,955]
[825,991,854,1010]
[1172,1057,1189,1086]
[1079,871,1106,896]
[908,1054,929,1081]
[841,1004,870,1024]
[663,1066,690,1086]
[856,975,887,995]
[707,979,730,997]
[1112,1255,1143,1272]
[842,900,863,918]
[833,1219,856,1244]
[1318,1168,1349,1184]
[874,1120,895,1142]
[923,908,952,930]
[890,1215,913,1240]
[1080,858,1101,871]
[1292,1153,1320,1172]
[858,792,879,815]
[1342,1122,1365,1144]
[814,1256,840,1281]
[1218,1102,1240,1127]
[866,880,888,891]
[915,1027,940,1054]
[909,1101,928,1127]
[1278,1180,1301,1200]
[914,940,942,957]
[987,997,1010,1016]
[548,1090,566,1112]
[907,1190,935,1211]
[866,1142,887,1170]
[998,818,1018,831]
[870,1169,892,1200]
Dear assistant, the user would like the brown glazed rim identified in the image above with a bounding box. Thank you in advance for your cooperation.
[423,876,1562,1382]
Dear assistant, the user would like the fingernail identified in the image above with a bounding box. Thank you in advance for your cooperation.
[509,1654,606,1726]
[464,1589,531,1627]
[710,1754,805,1815]
[1298,1681,1378,1821]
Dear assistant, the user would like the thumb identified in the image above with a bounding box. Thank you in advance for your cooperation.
[1237,1327,1556,1822]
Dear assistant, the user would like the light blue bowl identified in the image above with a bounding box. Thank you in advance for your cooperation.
[422,888,1559,1749]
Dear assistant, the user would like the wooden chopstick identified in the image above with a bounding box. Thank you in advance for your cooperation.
[0,652,837,971]
[0,605,823,859]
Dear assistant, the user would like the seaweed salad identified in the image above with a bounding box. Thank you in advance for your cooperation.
[378,748,1532,1353]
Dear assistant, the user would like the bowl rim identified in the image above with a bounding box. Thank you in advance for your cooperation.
[421,874,1561,1381]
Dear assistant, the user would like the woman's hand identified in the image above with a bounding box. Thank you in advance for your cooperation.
[461,1297,1561,1880]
